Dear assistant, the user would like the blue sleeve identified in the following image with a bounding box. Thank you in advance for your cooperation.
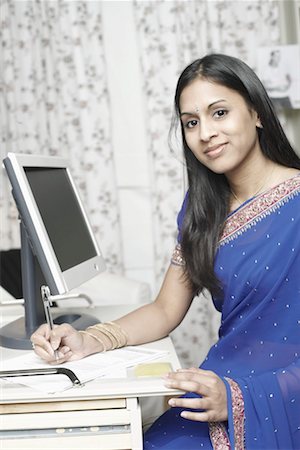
[176,191,189,244]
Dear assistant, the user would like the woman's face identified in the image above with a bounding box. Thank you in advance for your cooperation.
[179,78,262,176]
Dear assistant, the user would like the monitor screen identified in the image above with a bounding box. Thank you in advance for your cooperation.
[1,153,106,349]
[25,167,97,272]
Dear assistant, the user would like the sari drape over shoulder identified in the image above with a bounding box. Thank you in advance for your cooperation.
[144,174,300,450]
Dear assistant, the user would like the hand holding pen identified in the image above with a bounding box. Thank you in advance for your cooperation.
[31,289,87,364]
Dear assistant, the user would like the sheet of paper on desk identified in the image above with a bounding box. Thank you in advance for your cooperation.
[3,347,168,394]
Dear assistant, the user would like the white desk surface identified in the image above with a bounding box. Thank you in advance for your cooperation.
[0,304,182,404]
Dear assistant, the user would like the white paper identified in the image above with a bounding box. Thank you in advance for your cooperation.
[3,347,168,394]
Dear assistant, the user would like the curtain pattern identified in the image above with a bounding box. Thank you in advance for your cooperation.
[133,0,281,366]
[0,0,122,271]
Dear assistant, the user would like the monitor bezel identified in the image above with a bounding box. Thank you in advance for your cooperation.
[4,152,106,295]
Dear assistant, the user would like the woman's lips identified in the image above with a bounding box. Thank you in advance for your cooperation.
[205,143,227,159]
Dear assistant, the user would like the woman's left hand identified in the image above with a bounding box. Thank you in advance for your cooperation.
[164,367,228,422]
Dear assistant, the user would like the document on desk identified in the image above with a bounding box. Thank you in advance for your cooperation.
[3,347,168,394]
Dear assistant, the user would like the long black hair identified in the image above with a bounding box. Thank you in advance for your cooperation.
[172,53,300,297]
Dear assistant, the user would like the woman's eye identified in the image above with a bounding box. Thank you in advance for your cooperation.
[185,119,198,129]
[214,109,227,118]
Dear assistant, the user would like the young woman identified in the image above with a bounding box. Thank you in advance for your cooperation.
[31,54,300,449]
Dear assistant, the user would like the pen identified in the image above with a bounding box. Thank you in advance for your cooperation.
[41,286,60,362]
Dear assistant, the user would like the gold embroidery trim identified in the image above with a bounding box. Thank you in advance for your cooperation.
[226,378,245,450]
[209,421,231,450]
[209,378,245,450]
[219,175,300,246]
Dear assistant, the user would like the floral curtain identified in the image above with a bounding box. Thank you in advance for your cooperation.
[0,0,122,270]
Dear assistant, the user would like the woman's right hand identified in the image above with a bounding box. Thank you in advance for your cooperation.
[31,323,89,364]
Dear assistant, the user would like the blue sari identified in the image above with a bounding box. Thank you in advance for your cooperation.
[144,174,300,449]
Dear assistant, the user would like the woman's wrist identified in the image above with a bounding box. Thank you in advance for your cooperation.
[78,330,110,356]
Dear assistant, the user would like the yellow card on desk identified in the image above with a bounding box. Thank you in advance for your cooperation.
[134,362,173,377]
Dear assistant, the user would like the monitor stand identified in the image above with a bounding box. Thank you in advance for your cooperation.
[0,222,100,350]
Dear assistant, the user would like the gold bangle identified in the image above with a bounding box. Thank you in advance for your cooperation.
[94,322,128,348]
[85,322,128,350]
[79,330,108,352]
[90,324,118,349]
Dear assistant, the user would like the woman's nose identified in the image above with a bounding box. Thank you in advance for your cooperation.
[199,119,217,141]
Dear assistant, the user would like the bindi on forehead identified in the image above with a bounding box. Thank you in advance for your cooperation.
[181,99,227,117]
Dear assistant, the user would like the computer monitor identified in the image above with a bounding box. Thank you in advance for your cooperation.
[1,152,106,349]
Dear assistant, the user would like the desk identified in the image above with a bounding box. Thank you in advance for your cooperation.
[0,305,181,450]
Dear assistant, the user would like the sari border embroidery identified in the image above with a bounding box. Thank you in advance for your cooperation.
[208,421,231,450]
[226,378,245,450]
[219,175,300,246]
[209,378,245,450]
